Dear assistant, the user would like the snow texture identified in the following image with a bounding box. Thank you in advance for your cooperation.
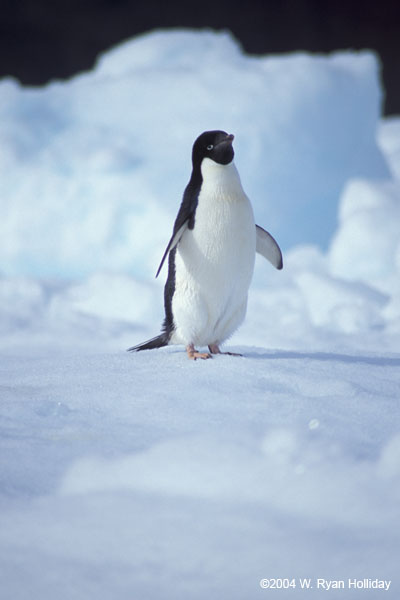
[1,29,400,598]
[0,29,390,279]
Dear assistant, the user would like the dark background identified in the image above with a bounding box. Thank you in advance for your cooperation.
[1,0,400,115]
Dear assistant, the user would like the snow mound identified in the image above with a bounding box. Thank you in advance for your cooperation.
[0,29,388,279]
[378,116,400,179]
[60,428,400,528]
[329,178,400,292]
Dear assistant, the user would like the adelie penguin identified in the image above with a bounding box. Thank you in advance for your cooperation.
[128,130,283,360]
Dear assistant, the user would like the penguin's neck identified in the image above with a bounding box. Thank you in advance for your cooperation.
[200,158,245,201]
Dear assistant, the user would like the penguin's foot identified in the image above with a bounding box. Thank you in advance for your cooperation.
[208,344,242,357]
[186,344,212,360]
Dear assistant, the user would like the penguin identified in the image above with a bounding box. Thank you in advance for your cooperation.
[128,130,283,360]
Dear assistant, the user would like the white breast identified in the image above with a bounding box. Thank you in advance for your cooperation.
[170,159,256,347]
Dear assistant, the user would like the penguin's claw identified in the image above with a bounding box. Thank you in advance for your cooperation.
[186,345,212,360]
[190,352,212,360]
[208,344,242,357]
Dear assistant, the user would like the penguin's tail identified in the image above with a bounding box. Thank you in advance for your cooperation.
[127,334,169,353]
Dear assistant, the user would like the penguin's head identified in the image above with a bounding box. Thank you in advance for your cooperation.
[192,130,235,168]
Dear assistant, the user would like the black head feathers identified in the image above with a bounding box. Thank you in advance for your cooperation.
[192,130,235,167]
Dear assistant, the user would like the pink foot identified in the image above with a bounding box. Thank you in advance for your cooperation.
[186,344,212,360]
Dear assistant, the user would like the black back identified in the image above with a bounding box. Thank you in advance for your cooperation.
[161,130,235,339]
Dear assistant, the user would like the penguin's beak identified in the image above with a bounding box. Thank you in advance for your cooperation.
[217,134,234,146]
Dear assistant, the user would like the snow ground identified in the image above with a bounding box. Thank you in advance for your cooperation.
[1,349,400,599]
[1,29,400,598]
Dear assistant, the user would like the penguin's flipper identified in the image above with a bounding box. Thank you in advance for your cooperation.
[127,334,168,352]
[155,221,189,278]
[256,225,283,270]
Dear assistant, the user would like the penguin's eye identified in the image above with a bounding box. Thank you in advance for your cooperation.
[206,144,214,151]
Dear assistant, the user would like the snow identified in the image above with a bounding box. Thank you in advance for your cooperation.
[1,28,400,598]
[1,351,400,598]
[0,29,390,279]
[329,178,400,291]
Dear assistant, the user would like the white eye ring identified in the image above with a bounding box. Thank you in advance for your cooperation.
[207,144,214,151]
